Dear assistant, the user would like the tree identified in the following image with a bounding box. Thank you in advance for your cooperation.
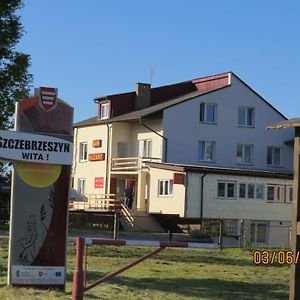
[0,0,32,130]
[0,0,32,177]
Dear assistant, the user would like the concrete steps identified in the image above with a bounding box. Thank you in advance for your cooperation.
[120,210,165,233]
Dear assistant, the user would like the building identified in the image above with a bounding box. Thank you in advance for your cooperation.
[72,72,294,247]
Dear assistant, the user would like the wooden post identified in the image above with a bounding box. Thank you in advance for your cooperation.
[290,127,300,300]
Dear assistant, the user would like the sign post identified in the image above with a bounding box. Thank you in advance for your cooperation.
[3,87,73,289]
[267,119,300,300]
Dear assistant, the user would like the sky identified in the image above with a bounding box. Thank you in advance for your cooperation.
[17,0,300,122]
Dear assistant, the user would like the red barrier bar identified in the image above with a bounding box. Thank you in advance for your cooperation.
[84,247,164,292]
[72,237,85,300]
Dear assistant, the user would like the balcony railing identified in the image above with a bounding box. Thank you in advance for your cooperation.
[69,194,120,212]
[111,157,161,172]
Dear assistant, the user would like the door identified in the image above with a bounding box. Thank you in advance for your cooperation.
[117,142,128,158]
[138,139,152,158]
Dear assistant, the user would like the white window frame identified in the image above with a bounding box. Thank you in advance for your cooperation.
[158,179,173,197]
[217,181,236,199]
[267,146,281,166]
[100,102,110,120]
[200,102,217,124]
[239,183,264,200]
[238,106,255,127]
[267,185,285,202]
[286,186,293,203]
[78,178,86,195]
[236,144,253,165]
[79,142,88,162]
[143,139,152,158]
[198,141,216,162]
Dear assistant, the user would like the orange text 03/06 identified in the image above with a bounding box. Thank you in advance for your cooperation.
[253,250,300,265]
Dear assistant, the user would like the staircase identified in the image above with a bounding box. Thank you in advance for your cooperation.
[119,204,165,233]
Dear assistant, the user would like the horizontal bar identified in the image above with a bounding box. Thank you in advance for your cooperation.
[84,238,218,249]
[112,157,139,161]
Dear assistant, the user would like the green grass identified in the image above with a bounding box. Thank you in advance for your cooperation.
[0,238,289,299]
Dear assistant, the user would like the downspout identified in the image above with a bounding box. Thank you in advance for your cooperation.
[72,127,79,185]
[105,123,111,194]
[200,173,207,226]
[140,120,168,162]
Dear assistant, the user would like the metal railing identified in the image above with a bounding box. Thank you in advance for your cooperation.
[111,157,161,172]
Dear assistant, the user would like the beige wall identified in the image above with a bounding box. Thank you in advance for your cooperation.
[148,167,186,217]
[72,125,109,194]
[110,120,163,159]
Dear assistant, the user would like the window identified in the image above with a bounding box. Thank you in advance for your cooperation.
[200,103,217,123]
[143,140,152,158]
[238,107,255,127]
[100,102,110,119]
[79,142,88,162]
[198,141,215,162]
[239,183,264,200]
[217,181,236,199]
[78,178,86,194]
[267,185,285,202]
[158,179,173,196]
[236,144,253,164]
[286,186,293,202]
[251,222,268,244]
[138,139,152,158]
[267,147,281,166]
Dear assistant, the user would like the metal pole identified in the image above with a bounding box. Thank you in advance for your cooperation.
[219,219,223,251]
[72,237,85,300]
[113,212,119,240]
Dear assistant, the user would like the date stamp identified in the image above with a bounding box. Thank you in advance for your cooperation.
[253,250,300,265]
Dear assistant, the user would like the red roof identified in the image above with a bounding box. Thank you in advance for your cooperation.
[95,72,230,118]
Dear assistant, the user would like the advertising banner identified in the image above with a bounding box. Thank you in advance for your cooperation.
[8,88,73,290]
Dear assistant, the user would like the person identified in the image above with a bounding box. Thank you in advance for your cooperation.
[124,184,133,209]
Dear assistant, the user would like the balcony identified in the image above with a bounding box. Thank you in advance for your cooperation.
[111,157,161,172]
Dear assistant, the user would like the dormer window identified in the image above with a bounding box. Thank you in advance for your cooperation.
[99,101,110,119]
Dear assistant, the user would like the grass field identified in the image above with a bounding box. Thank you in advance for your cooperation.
[0,238,289,300]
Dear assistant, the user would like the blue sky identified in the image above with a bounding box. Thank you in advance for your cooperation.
[18,0,300,122]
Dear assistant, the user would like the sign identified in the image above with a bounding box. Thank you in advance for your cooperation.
[8,87,73,290]
[11,266,65,285]
[173,173,185,184]
[39,87,57,111]
[95,177,104,188]
[92,139,102,148]
[88,153,105,161]
[0,130,72,165]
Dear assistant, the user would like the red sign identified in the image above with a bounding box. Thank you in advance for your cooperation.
[92,139,102,148]
[39,87,57,111]
[95,177,104,188]
[88,153,105,161]
[173,173,185,184]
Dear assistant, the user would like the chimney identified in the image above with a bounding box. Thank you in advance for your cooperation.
[135,82,151,110]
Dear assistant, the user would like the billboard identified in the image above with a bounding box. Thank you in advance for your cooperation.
[7,88,73,289]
